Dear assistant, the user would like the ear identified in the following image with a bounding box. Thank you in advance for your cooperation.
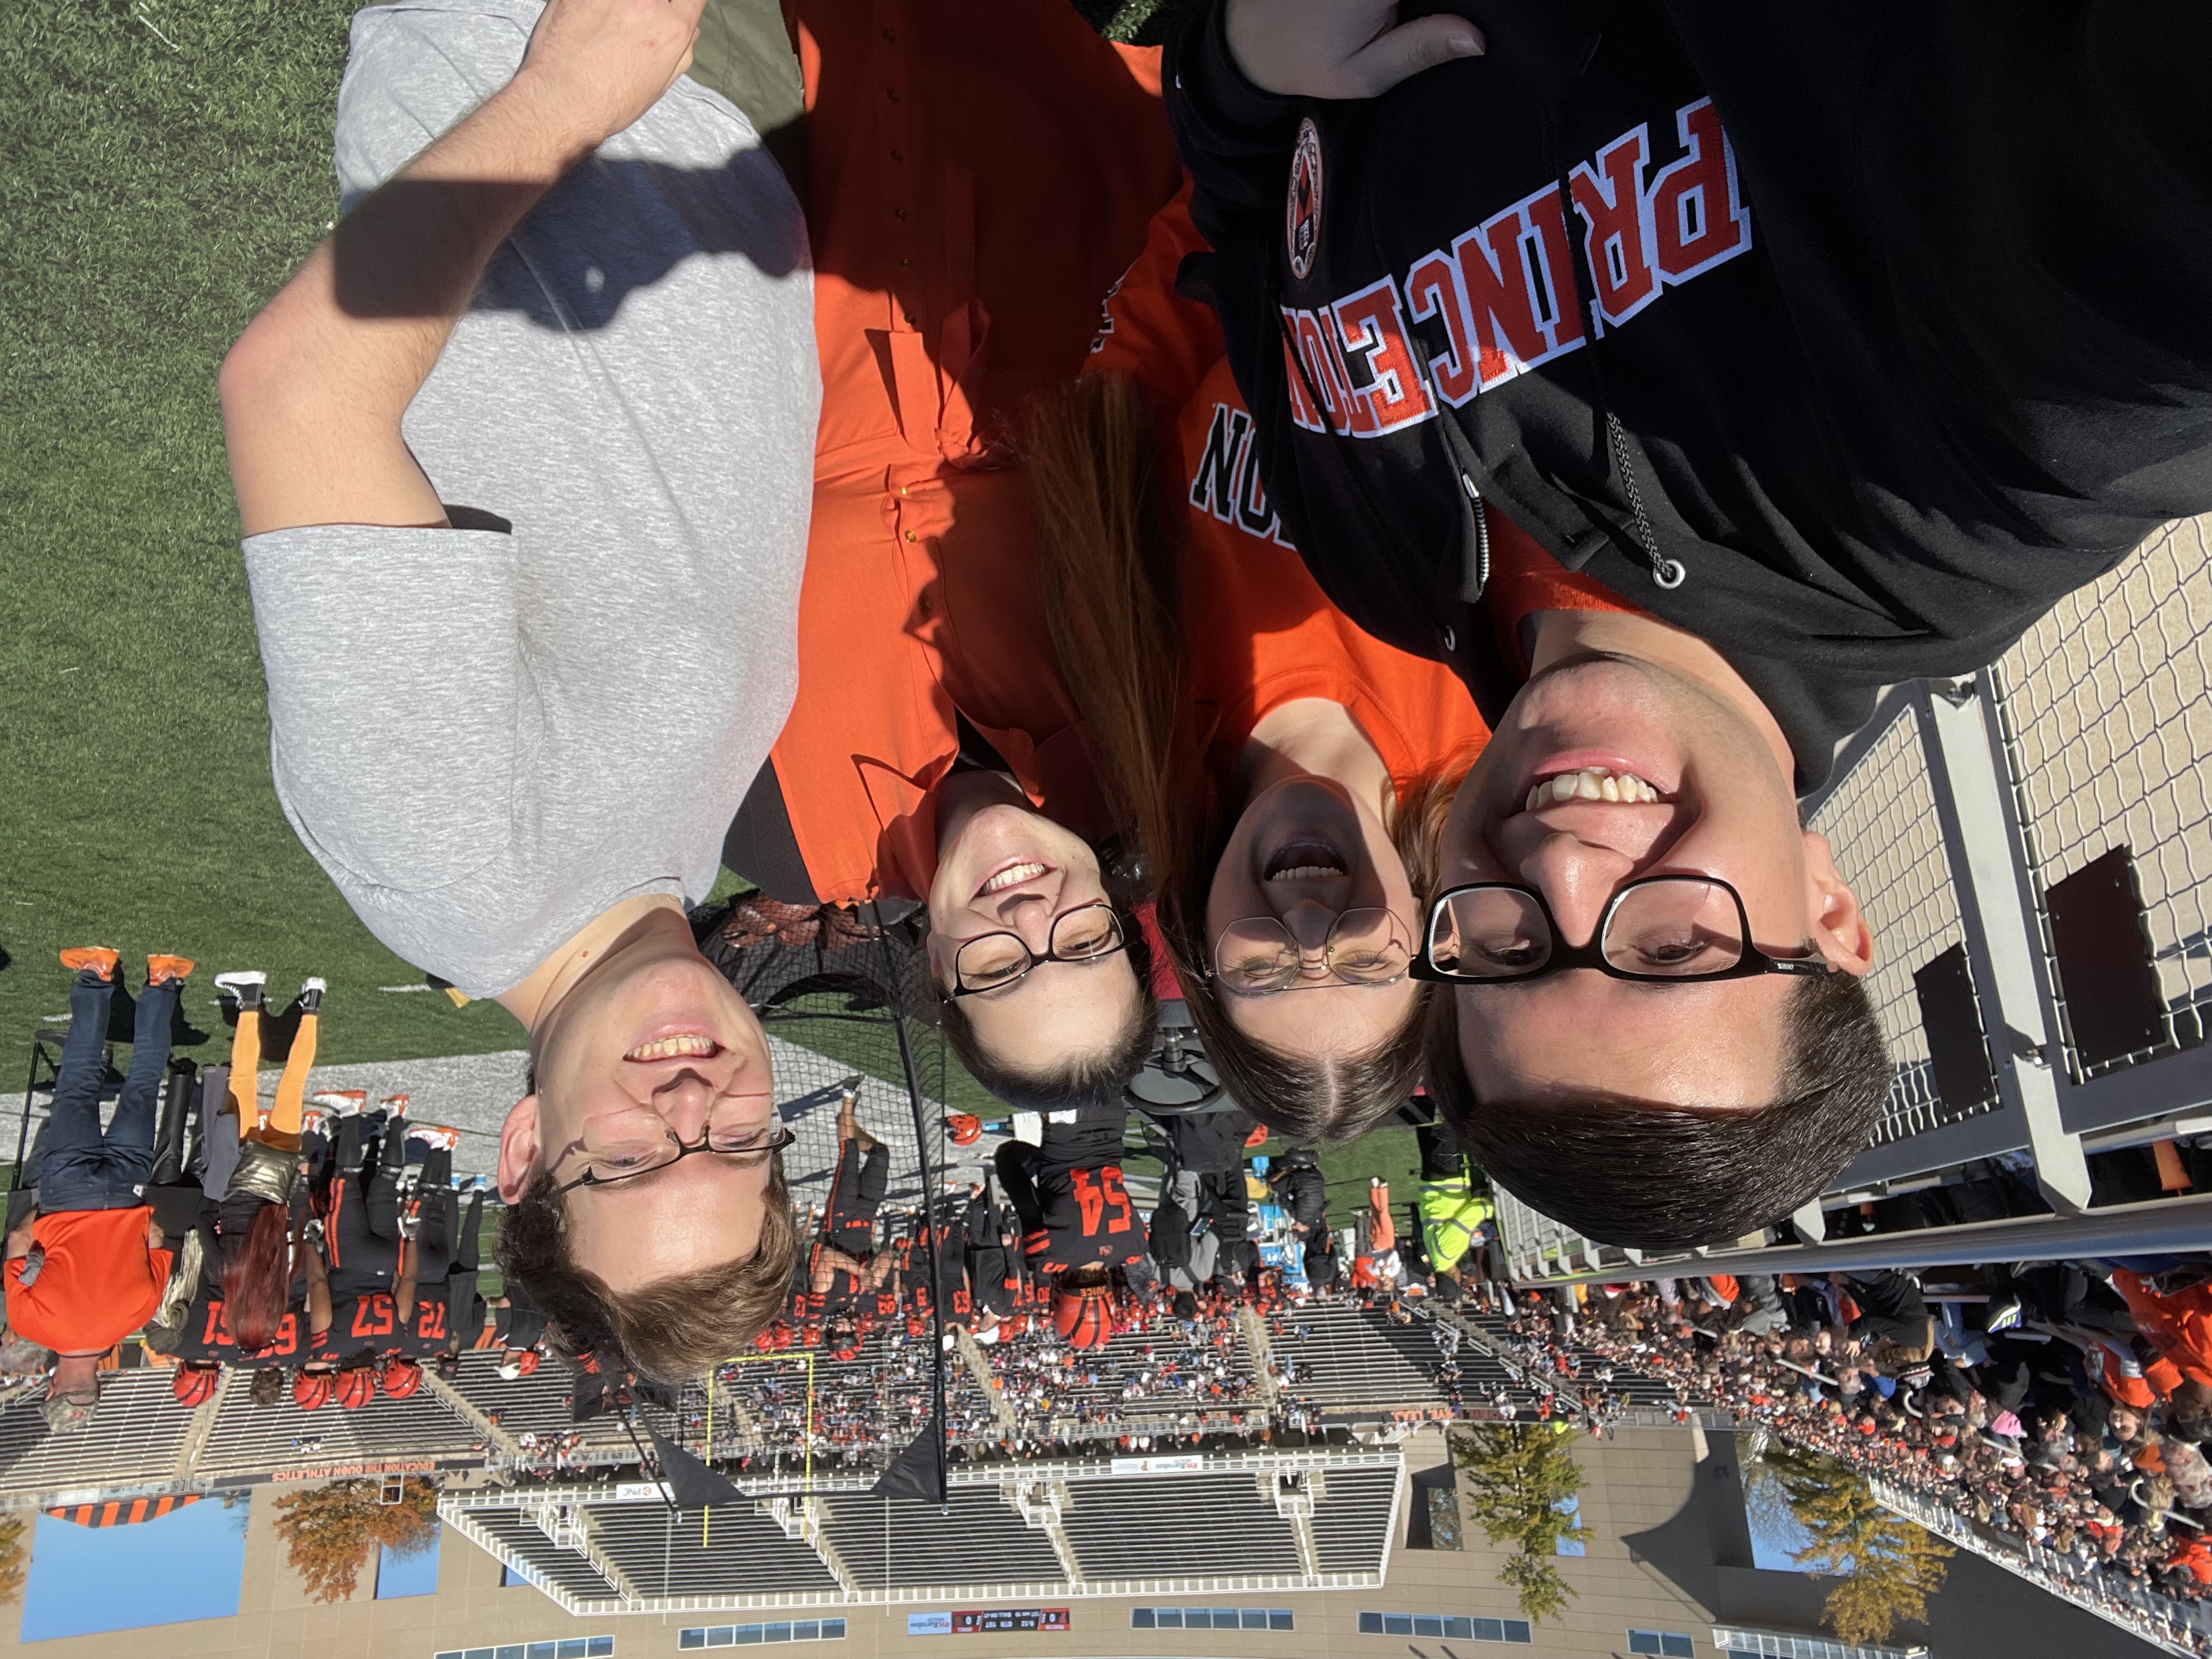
[1799,827,1874,976]
[496,1093,544,1205]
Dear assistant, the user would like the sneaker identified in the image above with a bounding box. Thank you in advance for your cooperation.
[298,976,327,1014]
[59,947,121,981]
[1984,1294,2024,1335]
[379,1094,411,1119]
[311,1090,368,1115]
[145,955,195,986]
[213,969,268,1009]
[407,1125,461,1154]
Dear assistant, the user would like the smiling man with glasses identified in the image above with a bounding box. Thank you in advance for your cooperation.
[1417,605,1889,1251]
[1159,0,2212,1245]
[221,0,816,1378]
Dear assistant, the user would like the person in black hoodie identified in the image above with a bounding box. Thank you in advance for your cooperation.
[1163,0,2212,1248]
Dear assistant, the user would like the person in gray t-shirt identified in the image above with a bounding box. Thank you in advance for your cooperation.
[219,0,817,1380]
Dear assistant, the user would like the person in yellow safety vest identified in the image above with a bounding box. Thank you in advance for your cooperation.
[1419,1174,1494,1277]
[1414,1116,1495,1285]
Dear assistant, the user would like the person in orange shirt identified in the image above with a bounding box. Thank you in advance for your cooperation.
[4,949,191,1431]
[1018,189,1490,1138]
[686,0,1184,1109]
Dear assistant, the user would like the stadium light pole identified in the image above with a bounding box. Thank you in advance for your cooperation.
[872,901,950,1510]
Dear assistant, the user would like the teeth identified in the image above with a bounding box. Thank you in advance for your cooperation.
[1268,865,1343,882]
[983,862,1047,894]
[624,1034,718,1061]
[1522,766,1663,812]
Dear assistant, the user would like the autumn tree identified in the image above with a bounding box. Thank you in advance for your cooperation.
[1763,1443,1953,1644]
[1451,1423,1589,1624]
[0,1516,25,1605]
[272,1477,439,1603]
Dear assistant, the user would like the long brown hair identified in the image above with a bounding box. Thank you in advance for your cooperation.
[221,1201,294,1356]
[1026,373,1472,1139]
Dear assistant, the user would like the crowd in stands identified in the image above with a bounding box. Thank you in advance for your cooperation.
[1503,1257,2212,1647]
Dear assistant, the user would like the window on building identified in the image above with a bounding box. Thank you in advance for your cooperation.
[1130,1608,1293,1630]
[1357,1612,1531,1643]
[678,1623,846,1649]
[1627,1633,1696,1658]
[437,1643,614,1659]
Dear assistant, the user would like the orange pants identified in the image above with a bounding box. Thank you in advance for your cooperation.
[223,1005,318,1147]
[1368,1183,1396,1254]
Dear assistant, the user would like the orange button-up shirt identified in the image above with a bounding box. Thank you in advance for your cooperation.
[766,0,1182,903]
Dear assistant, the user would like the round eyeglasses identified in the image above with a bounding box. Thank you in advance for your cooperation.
[941,901,1128,998]
[1412,876,1833,984]
[1209,907,1413,996]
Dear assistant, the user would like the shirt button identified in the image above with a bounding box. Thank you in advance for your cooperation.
[1442,626,1457,652]
[904,529,918,541]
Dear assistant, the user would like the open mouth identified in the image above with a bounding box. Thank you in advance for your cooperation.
[623,1033,723,1063]
[1519,764,1672,813]
[977,860,1050,899]
[1265,840,1348,883]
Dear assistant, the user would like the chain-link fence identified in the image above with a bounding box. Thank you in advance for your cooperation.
[1992,515,2212,1081]
[1806,705,1979,1146]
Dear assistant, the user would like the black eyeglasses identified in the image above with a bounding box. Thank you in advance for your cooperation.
[1412,876,1834,985]
[551,1113,793,1196]
[939,901,1128,998]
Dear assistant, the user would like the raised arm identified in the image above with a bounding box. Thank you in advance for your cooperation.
[219,0,707,536]
[1166,0,1480,256]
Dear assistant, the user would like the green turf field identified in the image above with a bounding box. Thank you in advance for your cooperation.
[0,0,531,1074]
[0,0,1178,1100]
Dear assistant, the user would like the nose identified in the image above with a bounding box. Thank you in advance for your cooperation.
[648,1070,715,1139]
[1516,834,1634,949]
[1279,899,1338,960]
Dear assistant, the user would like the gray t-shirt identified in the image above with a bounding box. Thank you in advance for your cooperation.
[244,0,818,997]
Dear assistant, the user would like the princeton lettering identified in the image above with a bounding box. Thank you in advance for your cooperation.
[1331,278,1437,434]
[1568,124,1659,330]
[1296,100,1747,437]
[1648,98,1752,283]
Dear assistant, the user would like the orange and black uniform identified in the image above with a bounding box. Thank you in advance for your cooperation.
[995,1105,1145,1277]
[718,0,1182,905]
[820,1138,890,1258]
[168,1212,311,1367]
[315,1290,407,1360]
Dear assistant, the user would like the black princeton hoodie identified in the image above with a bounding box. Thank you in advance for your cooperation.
[1165,0,2212,790]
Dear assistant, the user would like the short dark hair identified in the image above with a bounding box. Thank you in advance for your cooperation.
[248,1366,285,1406]
[1425,968,1890,1249]
[495,1158,799,1383]
[935,902,1158,1111]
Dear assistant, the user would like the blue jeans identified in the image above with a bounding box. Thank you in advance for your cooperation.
[38,971,177,1213]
